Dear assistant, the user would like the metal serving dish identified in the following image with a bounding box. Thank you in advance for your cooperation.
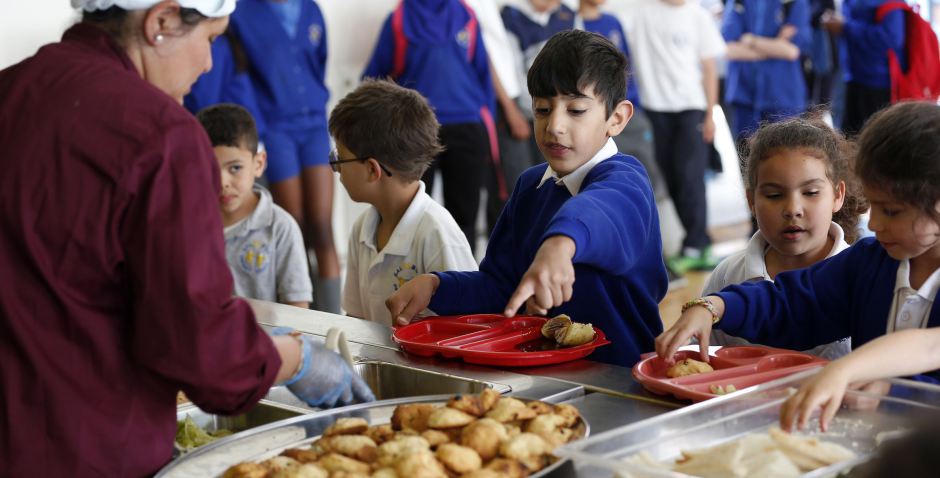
[264,359,512,408]
[176,399,310,437]
[556,369,940,477]
[159,394,589,478]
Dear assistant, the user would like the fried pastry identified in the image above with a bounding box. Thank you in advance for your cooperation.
[263,456,301,473]
[281,447,323,464]
[554,322,596,347]
[421,429,452,448]
[436,443,483,475]
[394,450,448,478]
[499,432,552,462]
[316,453,371,475]
[484,397,537,422]
[318,435,377,463]
[377,436,432,467]
[666,358,714,378]
[524,413,568,444]
[370,468,398,478]
[479,388,501,413]
[222,462,268,478]
[391,403,435,432]
[552,403,581,428]
[460,418,507,461]
[482,458,528,478]
[541,315,572,339]
[365,424,396,445]
[324,417,369,437]
[428,407,476,429]
[525,400,554,415]
[458,470,502,478]
[270,463,329,478]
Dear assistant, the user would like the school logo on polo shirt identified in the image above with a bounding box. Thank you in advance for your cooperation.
[239,240,271,275]
[456,28,471,49]
[393,263,419,291]
[309,24,323,46]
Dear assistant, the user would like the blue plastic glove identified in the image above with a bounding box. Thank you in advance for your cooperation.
[273,329,375,408]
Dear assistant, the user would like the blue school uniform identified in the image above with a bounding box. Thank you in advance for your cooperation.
[231,0,331,181]
[841,0,906,89]
[362,0,495,125]
[429,153,668,367]
[581,14,642,110]
[501,4,575,57]
[184,35,267,138]
[722,0,811,138]
[713,237,940,383]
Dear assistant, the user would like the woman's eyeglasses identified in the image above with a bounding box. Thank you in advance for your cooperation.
[328,150,392,176]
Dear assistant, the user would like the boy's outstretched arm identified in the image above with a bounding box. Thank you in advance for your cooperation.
[780,327,940,432]
[386,273,440,326]
[503,236,576,317]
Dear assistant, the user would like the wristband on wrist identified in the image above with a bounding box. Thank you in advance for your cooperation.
[281,334,311,387]
[682,297,721,324]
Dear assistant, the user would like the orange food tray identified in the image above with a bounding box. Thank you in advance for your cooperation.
[632,346,827,402]
[392,314,611,367]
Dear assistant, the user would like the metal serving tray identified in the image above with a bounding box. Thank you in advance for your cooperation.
[556,368,940,477]
[159,394,589,478]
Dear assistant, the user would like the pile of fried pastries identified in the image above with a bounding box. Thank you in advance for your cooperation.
[622,426,856,478]
[222,388,585,478]
[540,315,595,347]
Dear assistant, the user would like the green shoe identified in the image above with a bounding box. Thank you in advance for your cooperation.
[666,254,698,276]
[691,246,720,271]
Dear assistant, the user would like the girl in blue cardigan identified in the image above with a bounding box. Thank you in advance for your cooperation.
[657,102,940,384]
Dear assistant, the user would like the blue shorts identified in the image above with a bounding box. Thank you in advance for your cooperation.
[262,123,331,183]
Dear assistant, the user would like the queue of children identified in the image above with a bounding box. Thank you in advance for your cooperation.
[186,0,940,430]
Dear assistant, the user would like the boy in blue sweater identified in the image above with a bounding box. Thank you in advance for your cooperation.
[387,30,668,367]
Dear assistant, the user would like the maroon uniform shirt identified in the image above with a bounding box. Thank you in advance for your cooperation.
[0,24,281,476]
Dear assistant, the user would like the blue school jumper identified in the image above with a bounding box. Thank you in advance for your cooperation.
[581,13,642,110]
[429,154,668,367]
[184,35,267,138]
[714,237,940,383]
[362,0,495,126]
[501,4,576,56]
[723,0,812,138]
[230,0,329,130]
[841,0,906,89]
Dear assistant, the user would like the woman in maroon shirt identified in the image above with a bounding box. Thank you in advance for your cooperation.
[0,1,371,475]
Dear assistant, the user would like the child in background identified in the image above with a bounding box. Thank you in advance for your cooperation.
[197,104,313,309]
[721,0,812,141]
[658,102,940,386]
[229,0,341,313]
[363,0,497,252]
[329,80,477,326]
[387,30,668,367]
[781,327,940,431]
[703,117,868,360]
[621,0,726,274]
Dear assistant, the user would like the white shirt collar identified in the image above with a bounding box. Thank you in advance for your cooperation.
[894,259,940,301]
[515,1,561,26]
[743,222,847,280]
[358,181,432,258]
[536,137,618,196]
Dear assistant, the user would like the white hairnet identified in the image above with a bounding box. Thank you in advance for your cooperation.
[71,0,235,18]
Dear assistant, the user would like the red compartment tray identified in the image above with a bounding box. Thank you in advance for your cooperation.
[632,346,827,402]
[392,314,611,367]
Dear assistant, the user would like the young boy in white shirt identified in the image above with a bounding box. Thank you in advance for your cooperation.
[197,104,313,308]
[621,0,727,273]
[329,80,478,325]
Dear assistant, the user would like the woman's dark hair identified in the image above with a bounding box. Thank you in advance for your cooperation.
[856,102,940,223]
[527,29,627,118]
[82,6,207,45]
[743,114,868,244]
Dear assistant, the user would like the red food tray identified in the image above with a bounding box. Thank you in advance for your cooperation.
[632,346,828,402]
[392,314,611,367]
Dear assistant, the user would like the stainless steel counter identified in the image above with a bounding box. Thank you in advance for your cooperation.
[248,299,682,418]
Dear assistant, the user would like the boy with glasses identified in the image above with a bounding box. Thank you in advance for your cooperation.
[329,80,477,325]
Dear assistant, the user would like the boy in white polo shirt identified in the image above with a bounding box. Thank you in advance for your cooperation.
[329,80,478,325]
